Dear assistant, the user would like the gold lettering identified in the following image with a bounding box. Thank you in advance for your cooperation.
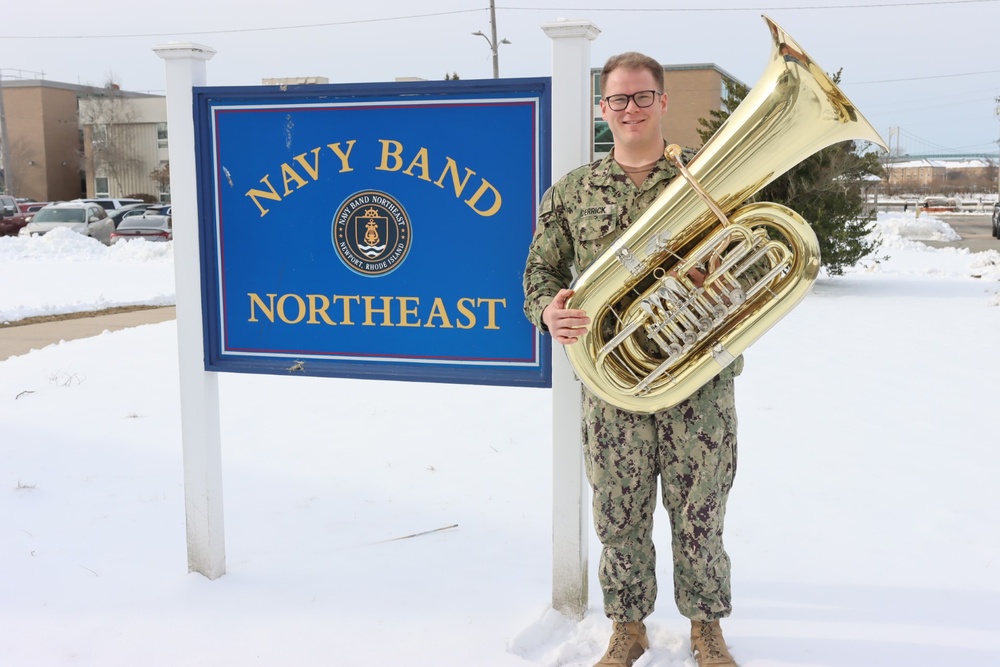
[477,298,506,330]
[403,147,432,182]
[246,175,281,217]
[433,157,476,197]
[362,295,394,326]
[327,140,357,172]
[307,294,336,325]
[464,179,502,217]
[280,162,309,195]
[376,139,404,172]
[292,148,323,181]
[424,297,453,328]
[397,296,422,327]
[333,295,360,324]
[456,297,476,329]
[248,292,277,322]
[277,294,306,324]
[248,293,506,331]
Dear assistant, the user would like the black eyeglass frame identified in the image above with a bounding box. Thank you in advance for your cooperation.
[602,90,663,112]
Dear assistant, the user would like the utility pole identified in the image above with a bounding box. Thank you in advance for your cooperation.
[0,73,11,195]
[994,97,1000,201]
[472,0,510,78]
[885,126,898,194]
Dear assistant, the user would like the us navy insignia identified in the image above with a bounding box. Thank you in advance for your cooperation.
[332,190,412,277]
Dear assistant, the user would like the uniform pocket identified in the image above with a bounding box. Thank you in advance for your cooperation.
[576,211,619,270]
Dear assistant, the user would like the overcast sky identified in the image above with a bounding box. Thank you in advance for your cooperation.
[2,1,998,158]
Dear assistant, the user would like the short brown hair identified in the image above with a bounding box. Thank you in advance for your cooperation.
[600,52,665,95]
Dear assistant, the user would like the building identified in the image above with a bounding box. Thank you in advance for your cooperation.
[0,79,166,202]
[884,158,996,194]
[0,80,87,202]
[78,90,169,202]
[592,63,744,159]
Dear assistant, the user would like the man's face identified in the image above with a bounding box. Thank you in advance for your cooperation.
[599,67,667,153]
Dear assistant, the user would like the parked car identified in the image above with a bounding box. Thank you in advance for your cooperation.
[110,205,172,243]
[0,194,31,237]
[19,202,115,245]
[993,202,1000,239]
[71,197,145,211]
[108,203,160,228]
[918,196,962,213]
[18,201,57,218]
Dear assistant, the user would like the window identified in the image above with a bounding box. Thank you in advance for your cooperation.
[0,196,16,216]
[95,177,110,198]
[594,120,613,158]
[92,124,107,143]
[157,123,168,149]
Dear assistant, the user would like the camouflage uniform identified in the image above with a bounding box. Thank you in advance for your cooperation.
[523,149,741,623]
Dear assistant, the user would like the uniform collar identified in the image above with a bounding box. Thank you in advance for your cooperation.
[591,144,677,191]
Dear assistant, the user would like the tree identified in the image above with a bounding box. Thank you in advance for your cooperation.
[79,77,143,197]
[150,161,170,199]
[696,72,884,275]
[696,79,748,146]
[758,138,883,275]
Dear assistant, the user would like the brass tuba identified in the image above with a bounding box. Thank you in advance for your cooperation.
[564,16,887,413]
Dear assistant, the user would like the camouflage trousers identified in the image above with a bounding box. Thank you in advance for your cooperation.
[582,362,741,623]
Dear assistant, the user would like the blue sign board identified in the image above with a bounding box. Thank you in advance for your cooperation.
[193,79,551,387]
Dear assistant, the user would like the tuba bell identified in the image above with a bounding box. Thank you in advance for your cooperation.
[564,15,887,413]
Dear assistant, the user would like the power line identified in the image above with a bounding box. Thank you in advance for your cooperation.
[2,0,995,40]
[0,9,485,40]
[848,69,1000,85]
[503,0,997,9]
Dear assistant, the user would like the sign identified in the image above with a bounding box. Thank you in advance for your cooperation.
[192,79,551,387]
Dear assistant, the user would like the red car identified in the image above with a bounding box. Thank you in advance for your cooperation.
[18,201,56,217]
[0,195,30,237]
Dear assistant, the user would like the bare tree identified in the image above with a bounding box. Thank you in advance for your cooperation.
[150,160,170,199]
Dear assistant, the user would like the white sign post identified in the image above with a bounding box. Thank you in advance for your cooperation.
[541,19,601,621]
[152,29,601,597]
[153,42,226,580]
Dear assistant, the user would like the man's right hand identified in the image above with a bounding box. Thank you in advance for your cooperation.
[542,289,591,345]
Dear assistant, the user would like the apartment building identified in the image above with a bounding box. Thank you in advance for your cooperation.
[885,158,996,193]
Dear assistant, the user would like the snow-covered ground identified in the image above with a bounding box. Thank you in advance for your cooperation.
[1,212,998,666]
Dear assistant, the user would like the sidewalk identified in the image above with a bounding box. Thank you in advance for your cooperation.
[0,306,176,361]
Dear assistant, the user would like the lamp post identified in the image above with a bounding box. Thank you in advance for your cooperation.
[472,0,510,79]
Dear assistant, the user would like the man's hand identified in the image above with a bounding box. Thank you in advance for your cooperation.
[542,289,590,345]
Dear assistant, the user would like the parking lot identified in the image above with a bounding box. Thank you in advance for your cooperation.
[922,212,997,253]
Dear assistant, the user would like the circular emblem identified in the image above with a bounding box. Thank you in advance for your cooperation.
[331,190,412,277]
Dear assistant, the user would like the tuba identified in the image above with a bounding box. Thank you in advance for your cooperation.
[564,16,887,413]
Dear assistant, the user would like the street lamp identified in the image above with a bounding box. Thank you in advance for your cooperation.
[472,0,510,79]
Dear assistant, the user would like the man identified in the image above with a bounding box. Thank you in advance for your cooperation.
[522,52,741,667]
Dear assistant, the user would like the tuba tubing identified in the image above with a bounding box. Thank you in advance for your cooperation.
[564,15,887,413]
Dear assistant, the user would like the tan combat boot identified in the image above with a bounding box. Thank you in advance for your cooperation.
[594,621,649,667]
[690,620,737,667]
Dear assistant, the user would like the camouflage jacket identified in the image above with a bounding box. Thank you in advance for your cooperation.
[522,149,682,329]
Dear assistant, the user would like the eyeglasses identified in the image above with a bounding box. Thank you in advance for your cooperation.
[603,90,662,112]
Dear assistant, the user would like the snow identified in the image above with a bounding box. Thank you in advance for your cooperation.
[1,212,999,666]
